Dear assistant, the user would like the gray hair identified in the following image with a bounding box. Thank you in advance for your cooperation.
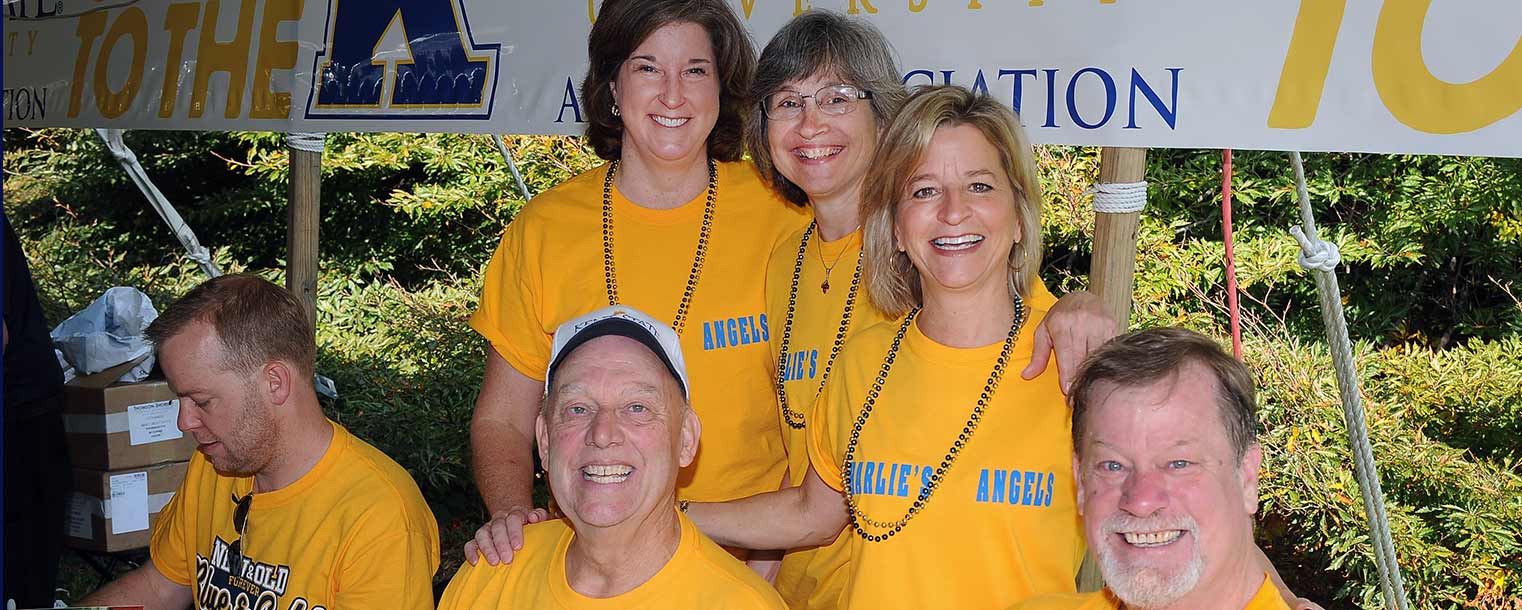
[746,11,908,205]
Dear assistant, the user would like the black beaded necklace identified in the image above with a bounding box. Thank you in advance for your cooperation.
[600,158,717,336]
[842,298,1026,542]
[774,221,864,429]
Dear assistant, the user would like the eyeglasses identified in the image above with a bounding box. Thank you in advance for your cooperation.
[228,492,251,570]
[762,84,873,120]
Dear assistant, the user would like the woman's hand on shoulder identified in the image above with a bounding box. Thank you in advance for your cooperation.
[1021,290,1117,393]
[462,506,551,566]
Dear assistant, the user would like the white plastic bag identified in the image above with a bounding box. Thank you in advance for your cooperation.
[50,287,159,381]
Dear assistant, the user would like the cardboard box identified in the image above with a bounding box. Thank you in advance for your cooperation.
[62,360,196,470]
[65,461,188,553]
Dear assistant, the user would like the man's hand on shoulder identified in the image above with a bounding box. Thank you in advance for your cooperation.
[463,505,551,566]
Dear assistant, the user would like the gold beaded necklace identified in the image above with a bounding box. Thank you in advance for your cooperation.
[775,221,863,429]
[842,299,1026,542]
[600,158,717,335]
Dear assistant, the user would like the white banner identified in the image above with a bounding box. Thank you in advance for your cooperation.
[3,0,1520,157]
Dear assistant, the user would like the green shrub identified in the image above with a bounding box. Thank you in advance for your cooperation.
[7,130,1520,605]
[1248,332,1522,609]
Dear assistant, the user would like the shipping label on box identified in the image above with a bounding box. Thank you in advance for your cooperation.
[127,399,182,445]
[108,471,150,534]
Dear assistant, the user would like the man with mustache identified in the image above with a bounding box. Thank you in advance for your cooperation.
[1015,327,1291,610]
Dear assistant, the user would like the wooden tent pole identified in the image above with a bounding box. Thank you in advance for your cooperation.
[1091,146,1147,329]
[286,133,324,337]
[1074,145,1148,595]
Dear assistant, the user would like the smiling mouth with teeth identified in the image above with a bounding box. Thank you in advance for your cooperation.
[931,234,984,251]
[652,116,689,128]
[796,146,843,160]
[581,464,634,484]
[1121,530,1185,548]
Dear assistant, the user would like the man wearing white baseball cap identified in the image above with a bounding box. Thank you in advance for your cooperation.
[440,306,784,609]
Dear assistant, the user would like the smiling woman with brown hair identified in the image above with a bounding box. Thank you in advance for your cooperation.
[464,0,808,564]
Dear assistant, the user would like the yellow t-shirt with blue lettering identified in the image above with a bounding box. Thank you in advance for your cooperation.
[765,225,1061,610]
[150,421,440,610]
[1009,574,1291,610]
[437,513,785,609]
[805,305,1084,610]
[472,161,808,503]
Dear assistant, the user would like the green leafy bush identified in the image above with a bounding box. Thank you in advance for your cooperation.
[6,130,1520,606]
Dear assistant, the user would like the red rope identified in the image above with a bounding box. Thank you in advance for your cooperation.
[1222,149,1243,361]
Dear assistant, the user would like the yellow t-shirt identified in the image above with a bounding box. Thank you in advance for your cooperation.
[437,513,785,609]
[1009,574,1292,610]
[472,161,809,503]
[150,421,440,610]
[765,223,1060,610]
[805,306,1083,610]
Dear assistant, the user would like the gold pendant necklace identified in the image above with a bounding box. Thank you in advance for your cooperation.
[775,221,863,429]
[842,299,1026,542]
[600,158,717,335]
[815,231,854,293]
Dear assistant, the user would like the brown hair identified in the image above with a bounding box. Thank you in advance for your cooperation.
[746,11,907,205]
[861,85,1043,317]
[145,274,315,378]
[581,0,755,163]
[1069,327,1261,461]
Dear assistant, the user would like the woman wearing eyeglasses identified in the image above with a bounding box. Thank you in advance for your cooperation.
[743,13,1111,609]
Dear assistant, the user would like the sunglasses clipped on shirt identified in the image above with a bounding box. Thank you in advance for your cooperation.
[228,491,251,571]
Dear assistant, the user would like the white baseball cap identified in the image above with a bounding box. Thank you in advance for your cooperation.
[545,305,690,397]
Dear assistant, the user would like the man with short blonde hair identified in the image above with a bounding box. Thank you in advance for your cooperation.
[82,274,439,610]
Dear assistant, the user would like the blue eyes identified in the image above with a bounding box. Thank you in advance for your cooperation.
[1095,460,1194,473]
[563,404,650,416]
[909,182,995,200]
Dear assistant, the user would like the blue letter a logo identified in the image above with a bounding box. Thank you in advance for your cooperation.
[310,0,499,117]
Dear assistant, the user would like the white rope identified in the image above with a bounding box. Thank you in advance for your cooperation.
[285,132,327,153]
[94,129,222,279]
[491,135,533,201]
[1086,181,1148,214]
[1289,151,1410,610]
[1289,226,1341,272]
